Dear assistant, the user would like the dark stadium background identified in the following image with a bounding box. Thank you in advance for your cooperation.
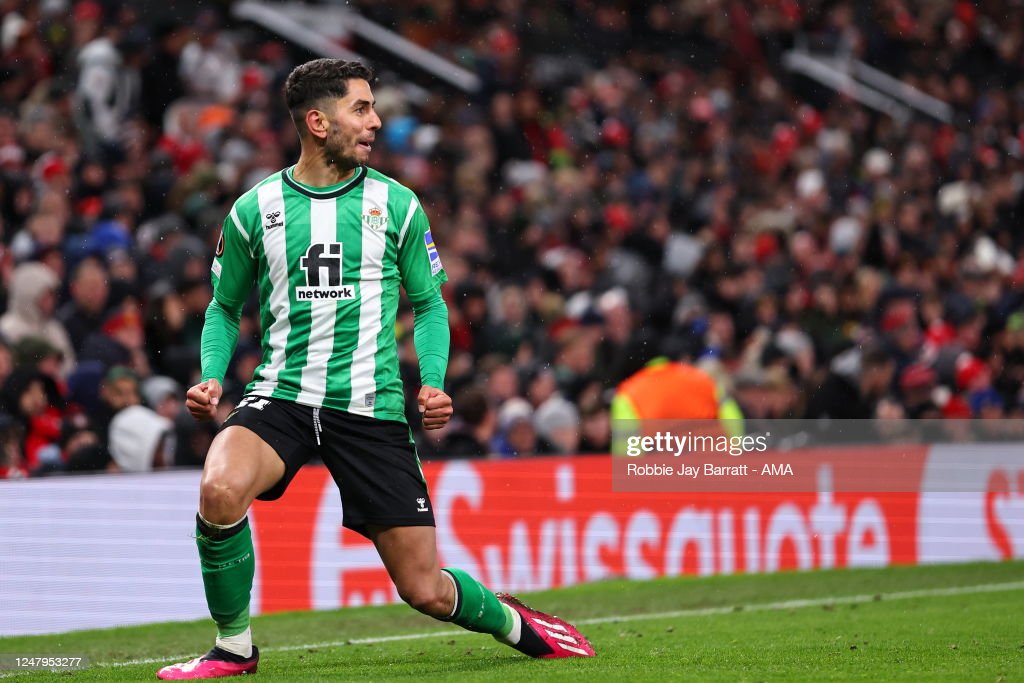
[2,0,1022,477]
[1,0,1023,664]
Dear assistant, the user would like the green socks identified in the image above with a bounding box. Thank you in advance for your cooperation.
[194,521,511,645]
[196,515,254,639]
[442,567,515,637]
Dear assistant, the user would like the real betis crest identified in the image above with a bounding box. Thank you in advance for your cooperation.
[362,207,388,230]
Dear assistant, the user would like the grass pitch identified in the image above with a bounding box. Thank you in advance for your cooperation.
[2,561,1022,681]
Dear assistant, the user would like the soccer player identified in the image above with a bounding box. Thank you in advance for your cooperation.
[156,59,595,679]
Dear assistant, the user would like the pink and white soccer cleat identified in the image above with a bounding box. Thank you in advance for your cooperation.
[156,646,259,679]
[495,593,596,659]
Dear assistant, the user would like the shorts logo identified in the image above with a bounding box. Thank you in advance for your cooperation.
[298,242,355,301]
[362,207,388,231]
[416,497,429,512]
[238,396,270,411]
[424,229,443,276]
[265,211,283,230]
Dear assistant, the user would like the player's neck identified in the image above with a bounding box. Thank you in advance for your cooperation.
[292,155,357,188]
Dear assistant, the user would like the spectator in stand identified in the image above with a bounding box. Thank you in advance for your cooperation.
[483,361,521,407]
[107,404,173,472]
[90,365,140,443]
[142,375,182,422]
[533,396,580,454]
[60,412,111,473]
[898,363,942,419]
[57,256,110,351]
[437,385,495,459]
[0,412,25,478]
[807,345,896,420]
[0,339,13,389]
[0,367,64,471]
[140,21,188,129]
[525,367,558,410]
[79,304,149,376]
[0,262,74,376]
[71,1,139,159]
[179,10,241,104]
[577,397,611,454]
[879,298,923,375]
[494,397,555,457]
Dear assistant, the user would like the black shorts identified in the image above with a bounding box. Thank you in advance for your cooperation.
[222,394,434,538]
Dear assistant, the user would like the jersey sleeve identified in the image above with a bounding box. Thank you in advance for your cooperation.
[397,200,448,300]
[211,207,256,312]
[201,209,256,382]
[397,199,450,388]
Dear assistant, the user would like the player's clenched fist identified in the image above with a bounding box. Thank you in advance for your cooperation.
[186,379,222,421]
[418,386,453,430]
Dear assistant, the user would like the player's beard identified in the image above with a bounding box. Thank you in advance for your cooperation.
[322,126,361,174]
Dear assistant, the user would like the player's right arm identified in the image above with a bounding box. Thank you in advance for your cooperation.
[188,208,256,421]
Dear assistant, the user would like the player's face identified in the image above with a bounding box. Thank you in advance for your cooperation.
[323,79,381,171]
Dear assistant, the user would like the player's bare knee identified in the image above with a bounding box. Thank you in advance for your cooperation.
[397,583,448,617]
[199,478,249,524]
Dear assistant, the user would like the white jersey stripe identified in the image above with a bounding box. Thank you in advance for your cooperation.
[229,205,250,244]
[251,180,290,396]
[347,177,389,416]
[397,197,417,248]
[296,199,338,407]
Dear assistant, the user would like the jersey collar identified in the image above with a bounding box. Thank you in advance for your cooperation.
[282,165,367,199]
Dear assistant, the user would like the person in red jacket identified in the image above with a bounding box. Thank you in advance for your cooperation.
[1,368,64,471]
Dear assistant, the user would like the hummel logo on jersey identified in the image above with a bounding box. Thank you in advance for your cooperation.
[265,211,283,230]
[416,497,429,512]
[297,242,355,300]
[363,207,388,231]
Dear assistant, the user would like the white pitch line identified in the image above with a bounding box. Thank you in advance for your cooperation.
[578,579,1024,625]
[90,579,1024,669]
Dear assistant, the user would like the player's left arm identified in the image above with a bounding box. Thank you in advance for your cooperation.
[398,200,452,429]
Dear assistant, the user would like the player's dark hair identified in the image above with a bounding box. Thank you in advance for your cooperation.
[283,59,375,133]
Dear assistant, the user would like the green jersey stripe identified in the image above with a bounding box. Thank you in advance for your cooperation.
[347,177,389,416]
[251,179,291,396]
[296,197,339,407]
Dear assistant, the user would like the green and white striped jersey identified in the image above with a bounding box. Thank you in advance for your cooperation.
[211,165,448,422]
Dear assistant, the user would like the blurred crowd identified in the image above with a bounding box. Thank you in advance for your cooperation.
[1,0,1023,477]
